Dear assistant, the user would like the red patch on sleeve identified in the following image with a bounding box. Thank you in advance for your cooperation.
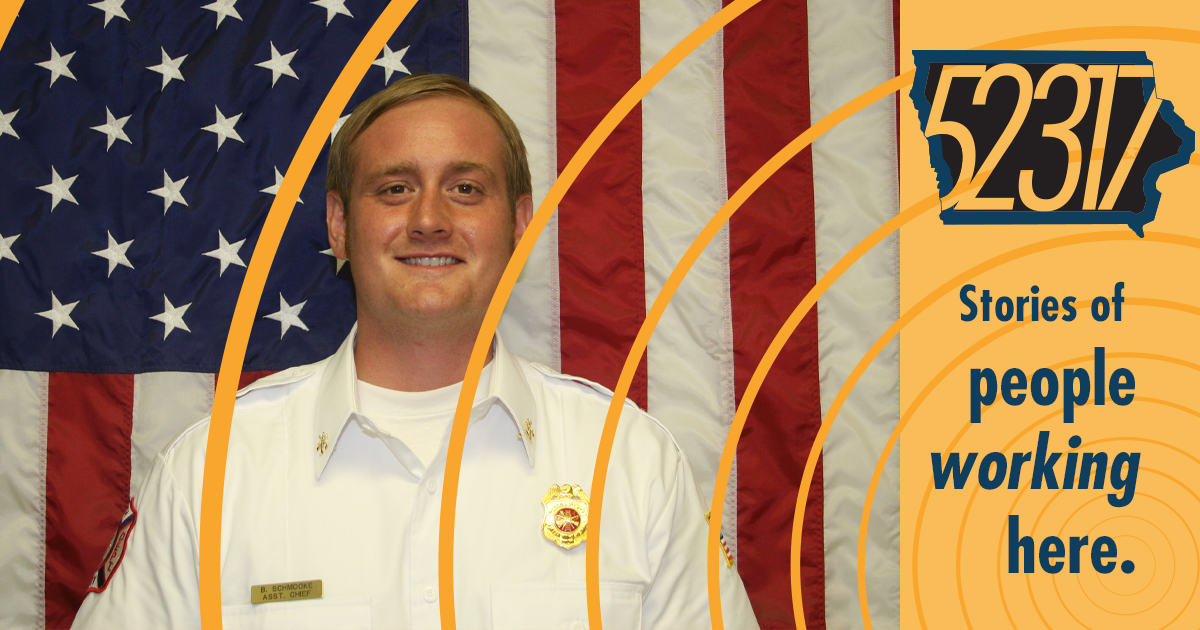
[86,497,138,593]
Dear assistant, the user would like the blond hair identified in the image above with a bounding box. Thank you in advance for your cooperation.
[326,73,532,212]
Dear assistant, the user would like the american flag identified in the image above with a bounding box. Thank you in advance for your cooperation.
[0,0,901,628]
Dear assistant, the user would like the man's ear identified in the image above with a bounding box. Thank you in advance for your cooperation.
[513,193,533,248]
[327,191,349,260]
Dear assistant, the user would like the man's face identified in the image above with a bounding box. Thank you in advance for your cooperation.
[326,95,533,337]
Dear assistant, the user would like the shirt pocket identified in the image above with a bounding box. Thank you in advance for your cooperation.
[221,597,373,630]
[491,582,643,630]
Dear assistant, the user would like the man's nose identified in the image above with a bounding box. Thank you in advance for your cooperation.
[408,190,452,238]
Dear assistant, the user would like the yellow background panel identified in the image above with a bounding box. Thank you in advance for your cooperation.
[900,2,1200,628]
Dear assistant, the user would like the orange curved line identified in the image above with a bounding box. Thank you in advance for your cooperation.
[432,3,766,630]
[0,1,23,51]
[198,1,420,627]
[1058,469,1190,621]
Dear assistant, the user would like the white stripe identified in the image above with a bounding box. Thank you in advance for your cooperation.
[130,372,215,498]
[471,0,561,371]
[0,370,48,629]
[639,0,737,554]
[807,0,901,627]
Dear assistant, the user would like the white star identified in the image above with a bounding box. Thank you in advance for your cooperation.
[148,170,188,214]
[264,294,309,338]
[255,42,298,87]
[202,231,246,276]
[260,167,303,204]
[0,232,19,264]
[311,0,352,25]
[373,45,408,84]
[90,107,132,150]
[0,108,17,139]
[330,114,349,143]
[149,295,192,339]
[201,0,242,28]
[37,167,78,211]
[320,248,346,273]
[89,0,129,26]
[36,44,77,87]
[203,106,244,150]
[147,47,186,90]
[91,230,134,276]
[35,292,79,338]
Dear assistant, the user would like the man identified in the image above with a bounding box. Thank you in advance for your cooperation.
[72,74,759,629]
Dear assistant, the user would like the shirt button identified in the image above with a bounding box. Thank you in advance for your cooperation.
[427,479,438,494]
[423,587,438,603]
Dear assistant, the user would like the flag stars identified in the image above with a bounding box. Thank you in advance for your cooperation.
[89,0,129,26]
[36,292,80,338]
[265,294,308,338]
[330,114,349,143]
[373,45,408,84]
[92,231,134,276]
[0,108,17,139]
[203,231,246,275]
[91,107,132,150]
[256,42,299,86]
[148,48,186,90]
[0,232,19,264]
[311,0,352,25]
[37,45,77,87]
[149,170,188,214]
[320,248,346,273]
[149,295,192,339]
[261,167,303,203]
[203,106,244,150]
[38,167,79,211]
[201,0,242,28]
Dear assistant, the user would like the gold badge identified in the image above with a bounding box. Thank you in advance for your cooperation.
[316,432,329,455]
[250,579,323,604]
[542,484,589,549]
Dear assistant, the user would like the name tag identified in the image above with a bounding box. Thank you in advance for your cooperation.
[250,580,323,604]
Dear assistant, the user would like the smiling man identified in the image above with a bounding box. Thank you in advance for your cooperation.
[72,74,759,630]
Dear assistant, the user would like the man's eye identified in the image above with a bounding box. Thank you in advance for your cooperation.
[387,185,409,194]
[455,183,477,194]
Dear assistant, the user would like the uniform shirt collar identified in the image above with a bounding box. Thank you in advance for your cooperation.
[313,324,538,479]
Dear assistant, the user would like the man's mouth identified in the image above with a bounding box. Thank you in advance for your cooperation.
[399,256,462,267]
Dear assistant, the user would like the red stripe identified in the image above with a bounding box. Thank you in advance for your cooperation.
[44,373,134,629]
[723,1,825,628]
[554,0,648,408]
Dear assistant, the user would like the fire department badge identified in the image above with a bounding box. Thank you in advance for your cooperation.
[87,498,138,593]
[542,484,589,549]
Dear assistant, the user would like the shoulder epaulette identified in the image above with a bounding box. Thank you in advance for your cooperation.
[529,362,644,412]
[234,364,318,398]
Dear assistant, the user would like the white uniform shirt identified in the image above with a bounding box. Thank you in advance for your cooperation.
[72,329,759,629]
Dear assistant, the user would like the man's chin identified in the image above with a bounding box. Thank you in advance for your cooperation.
[365,298,483,331]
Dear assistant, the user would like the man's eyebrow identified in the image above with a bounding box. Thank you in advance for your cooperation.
[445,161,497,184]
[362,161,419,184]
[359,161,497,186]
